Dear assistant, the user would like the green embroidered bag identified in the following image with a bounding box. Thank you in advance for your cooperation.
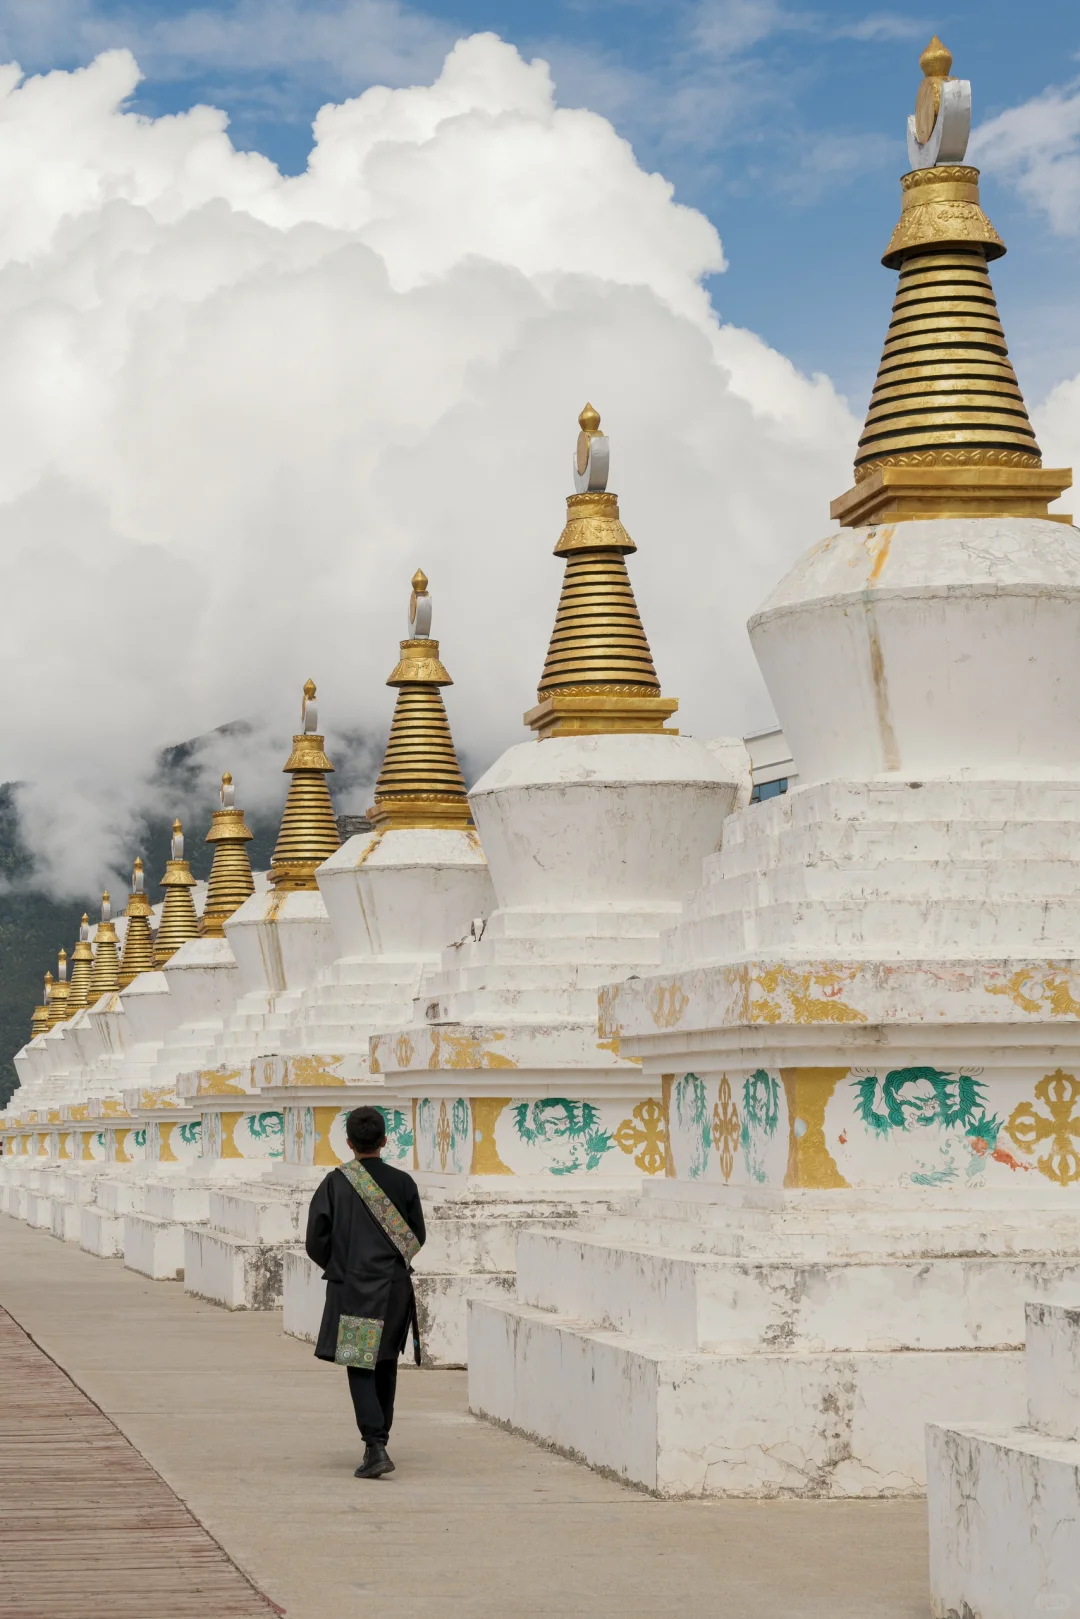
[335,1314,384,1369]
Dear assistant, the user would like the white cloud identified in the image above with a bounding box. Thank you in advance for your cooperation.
[0,35,858,898]
[973,78,1080,236]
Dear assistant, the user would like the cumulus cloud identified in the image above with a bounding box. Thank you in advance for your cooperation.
[973,78,1080,237]
[0,34,858,899]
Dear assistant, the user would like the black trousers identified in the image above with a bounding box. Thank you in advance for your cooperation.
[347,1360,399,1446]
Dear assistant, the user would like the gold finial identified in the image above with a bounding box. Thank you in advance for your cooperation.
[119,855,156,987]
[270,681,340,890]
[203,770,255,935]
[524,407,678,740]
[30,994,49,1039]
[368,570,473,831]
[829,48,1073,529]
[67,913,94,1014]
[919,35,951,78]
[155,816,199,966]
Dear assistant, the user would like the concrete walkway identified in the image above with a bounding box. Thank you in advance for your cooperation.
[0,1215,930,1619]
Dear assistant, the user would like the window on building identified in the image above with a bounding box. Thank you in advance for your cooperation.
[750,777,789,804]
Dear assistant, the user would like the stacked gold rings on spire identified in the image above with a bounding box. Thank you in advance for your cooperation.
[525,405,677,739]
[87,893,120,1002]
[119,859,155,988]
[155,820,200,966]
[67,915,94,1013]
[368,570,473,831]
[270,680,340,890]
[202,773,255,935]
[832,39,1071,527]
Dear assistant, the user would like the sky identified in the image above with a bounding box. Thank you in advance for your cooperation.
[0,0,1077,897]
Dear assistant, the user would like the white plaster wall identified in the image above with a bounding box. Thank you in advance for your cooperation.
[225,889,337,995]
[751,518,1080,785]
[928,1422,1080,1619]
[1027,1299,1080,1441]
[469,734,740,911]
[317,827,494,958]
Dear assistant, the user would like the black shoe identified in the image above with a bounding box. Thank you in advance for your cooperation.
[354,1443,395,1479]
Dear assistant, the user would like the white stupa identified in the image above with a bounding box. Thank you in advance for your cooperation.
[468,38,1080,1499]
[369,405,745,1358]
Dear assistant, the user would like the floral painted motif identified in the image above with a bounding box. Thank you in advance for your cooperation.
[712,1076,740,1183]
[376,1106,414,1165]
[511,1099,612,1175]
[674,1074,710,1179]
[741,1070,780,1184]
[1006,1070,1080,1186]
[417,1097,469,1174]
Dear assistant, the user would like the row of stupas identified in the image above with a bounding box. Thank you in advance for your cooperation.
[3,43,1079,1599]
[0,417,740,1361]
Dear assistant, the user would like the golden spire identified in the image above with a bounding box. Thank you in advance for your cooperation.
[269,680,341,890]
[202,772,255,936]
[524,405,678,740]
[154,819,200,965]
[87,892,121,1003]
[30,971,51,1039]
[118,858,156,988]
[46,949,71,1028]
[832,39,1072,528]
[367,570,473,830]
[67,914,93,1013]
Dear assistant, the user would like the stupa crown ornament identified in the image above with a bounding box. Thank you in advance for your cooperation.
[368,570,472,830]
[202,772,255,936]
[67,913,93,1013]
[269,680,341,890]
[155,818,200,965]
[87,891,121,1002]
[525,405,678,740]
[831,38,1072,529]
[118,856,156,987]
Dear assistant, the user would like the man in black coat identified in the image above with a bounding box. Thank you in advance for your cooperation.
[305,1105,426,1479]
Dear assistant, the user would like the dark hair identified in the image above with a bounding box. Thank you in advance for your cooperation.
[345,1106,387,1152]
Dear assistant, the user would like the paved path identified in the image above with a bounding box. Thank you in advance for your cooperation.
[0,1306,277,1619]
[0,1215,930,1619]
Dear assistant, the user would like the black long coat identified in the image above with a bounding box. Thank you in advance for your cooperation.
[305,1157,426,1365]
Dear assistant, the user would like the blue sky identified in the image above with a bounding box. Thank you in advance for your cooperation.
[1,0,1077,414]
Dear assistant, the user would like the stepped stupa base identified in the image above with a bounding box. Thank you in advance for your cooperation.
[468,1183,1080,1496]
[928,1301,1080,1617]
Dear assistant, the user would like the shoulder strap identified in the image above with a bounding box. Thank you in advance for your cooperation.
[339,1160,421,1264]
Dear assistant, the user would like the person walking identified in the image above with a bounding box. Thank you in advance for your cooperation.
[305,1105,426,1479]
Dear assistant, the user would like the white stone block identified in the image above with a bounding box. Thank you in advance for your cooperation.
[142,1180,211,1222]
[124,1213,191,1281]
[183,1226,283,1309]
[26,1194,54,1230]
[468,1296,1026,1497]
[206,1188,304,1243]
[79,1205,124,1257]
[927,1421,1080,1619]
[1026,1298,1080,1441]
[50,1200,81,1243]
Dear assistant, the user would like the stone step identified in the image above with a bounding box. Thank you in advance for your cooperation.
[1025,1298,1080,1440]
[205,1189,306,1243]
[467,1296,1026,1498]
[142,1181,212,1222]
[927,1420,1080,1619]
[514,1231,1080,1352]
[50,1201,81,1243]
[183,1227,283,1310]
[79,1206,124,1257]
[124,1212,192,1281]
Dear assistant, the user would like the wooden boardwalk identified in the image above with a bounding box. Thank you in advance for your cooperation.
[0,1308,277,1619]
